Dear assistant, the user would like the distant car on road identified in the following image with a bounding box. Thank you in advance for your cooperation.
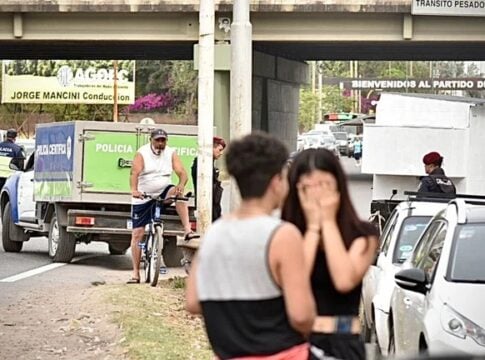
[390,198,485,357]
[332,131,349,156]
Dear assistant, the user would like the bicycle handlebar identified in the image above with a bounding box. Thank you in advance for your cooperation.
[141,193,189,202]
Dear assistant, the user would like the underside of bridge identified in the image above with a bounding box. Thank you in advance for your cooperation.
[3,40,485,61]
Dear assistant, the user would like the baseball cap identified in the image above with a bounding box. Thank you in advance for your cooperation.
[151,129,168,140]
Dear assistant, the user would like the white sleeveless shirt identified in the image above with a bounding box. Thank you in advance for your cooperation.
[132,143,174,205]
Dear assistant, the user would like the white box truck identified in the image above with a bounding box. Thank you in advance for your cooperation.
[1,121,197,264]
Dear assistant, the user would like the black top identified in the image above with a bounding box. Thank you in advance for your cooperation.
[202,299,305,359]
[311,222,376,316]
[418,168,456,194]
[191,156,223,221]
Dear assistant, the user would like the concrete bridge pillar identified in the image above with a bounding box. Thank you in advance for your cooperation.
[195,44,309,152]
[252,52,308,152]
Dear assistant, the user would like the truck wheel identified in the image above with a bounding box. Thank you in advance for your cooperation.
[48,215,76,263]
[2,202,23,252]
[162,236,184,267]
[108,243,130,255]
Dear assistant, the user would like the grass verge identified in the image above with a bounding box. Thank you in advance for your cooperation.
[101,277,213,360]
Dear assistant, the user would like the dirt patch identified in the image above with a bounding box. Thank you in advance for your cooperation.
[0,268,211,360]
[0,283,127,360]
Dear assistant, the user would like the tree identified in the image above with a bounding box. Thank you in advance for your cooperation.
[298,87,318,132]
[322,86,353,114]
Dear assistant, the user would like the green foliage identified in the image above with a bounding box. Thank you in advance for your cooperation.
[319,61,350,77]
[298,85,353,131]
[169,276,186,289]
[167,61,198,117]
[298,87,318,132]
[322,85,353,114]
[134,60,197,117]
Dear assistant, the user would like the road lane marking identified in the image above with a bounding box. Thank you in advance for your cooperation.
[0,254,100,283]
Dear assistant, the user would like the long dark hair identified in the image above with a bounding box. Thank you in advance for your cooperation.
[281,148,377,248]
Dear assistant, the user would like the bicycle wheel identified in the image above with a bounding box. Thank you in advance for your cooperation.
[149,225,164,287]
[143,231,153,284]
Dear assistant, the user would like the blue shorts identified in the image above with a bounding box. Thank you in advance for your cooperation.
[131,185,174,228]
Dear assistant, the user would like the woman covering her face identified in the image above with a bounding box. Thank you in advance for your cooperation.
[282,148,379,360]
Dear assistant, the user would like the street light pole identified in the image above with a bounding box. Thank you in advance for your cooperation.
[318,61,323,123]
[197,0,215,234]
[230,0,252,209]
[113,60,118,122]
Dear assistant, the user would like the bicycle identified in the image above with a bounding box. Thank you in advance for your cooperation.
[140,193,189,287]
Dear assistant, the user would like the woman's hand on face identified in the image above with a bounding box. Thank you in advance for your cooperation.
[318,174,340,224]
[297,180,322,231]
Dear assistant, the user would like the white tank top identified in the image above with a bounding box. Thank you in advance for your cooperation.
[132,143,174,205]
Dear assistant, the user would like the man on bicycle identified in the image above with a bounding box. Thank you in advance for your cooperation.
[128,128,194,284]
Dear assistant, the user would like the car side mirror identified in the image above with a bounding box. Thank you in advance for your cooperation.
[9,161,20,171]
[395,268,428,294]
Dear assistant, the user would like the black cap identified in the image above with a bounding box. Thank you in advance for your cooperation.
[6,129,17,139]
[150,129,168,140]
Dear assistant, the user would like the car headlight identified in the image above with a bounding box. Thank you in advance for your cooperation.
[441,304,485,346]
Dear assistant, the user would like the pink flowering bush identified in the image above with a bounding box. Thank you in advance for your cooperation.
[124,93,175,113]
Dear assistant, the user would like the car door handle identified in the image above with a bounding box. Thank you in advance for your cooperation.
[403,297,412,306]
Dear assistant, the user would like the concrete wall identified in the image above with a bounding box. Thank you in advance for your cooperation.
[195,46,308,152]
[252,52,308,151]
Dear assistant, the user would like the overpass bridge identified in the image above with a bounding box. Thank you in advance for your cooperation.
[1,0,485,60]
[1,0,485,148]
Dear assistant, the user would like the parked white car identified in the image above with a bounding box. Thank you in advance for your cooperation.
[390,199,485,356]
[361,198,447,355]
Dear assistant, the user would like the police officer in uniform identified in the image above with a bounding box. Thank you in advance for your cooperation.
[0,129,25,188]
[418,151,456,194]
[0,129,24,160]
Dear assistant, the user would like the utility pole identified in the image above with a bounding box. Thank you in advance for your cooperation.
[350,61,354,112]
[318,61,323,123]
[113,60,118,122]
[229,0,252,210]
[197,0,215,234]
[230,0,252,137]
[311,61,316,124]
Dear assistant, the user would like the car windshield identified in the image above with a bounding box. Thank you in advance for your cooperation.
[392,216,431,263]
[322,135,335,143]
[449,224,485,283]
[333,132,347,140]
